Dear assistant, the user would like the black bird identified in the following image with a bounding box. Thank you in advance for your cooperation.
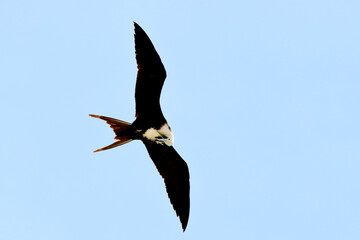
[90,22,190,231]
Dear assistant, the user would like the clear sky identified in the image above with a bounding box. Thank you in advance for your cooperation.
[1,0,360,239]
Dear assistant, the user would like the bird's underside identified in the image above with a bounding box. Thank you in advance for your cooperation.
[89,22,190,231]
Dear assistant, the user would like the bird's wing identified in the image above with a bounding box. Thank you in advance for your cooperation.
[142,140,190,231]
[134,22,167,118]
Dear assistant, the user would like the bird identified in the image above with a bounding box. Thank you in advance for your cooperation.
[89,22,190,231]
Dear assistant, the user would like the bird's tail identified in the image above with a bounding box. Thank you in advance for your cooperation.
[89,114,133,152]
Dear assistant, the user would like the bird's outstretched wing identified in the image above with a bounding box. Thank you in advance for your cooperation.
[134,22,167,118]
[142,140,190,231]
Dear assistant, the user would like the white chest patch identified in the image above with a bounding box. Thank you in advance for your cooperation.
[143,123,174,146]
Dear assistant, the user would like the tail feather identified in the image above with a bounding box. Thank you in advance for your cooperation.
[89,114,133,152]
[93,138,133,152]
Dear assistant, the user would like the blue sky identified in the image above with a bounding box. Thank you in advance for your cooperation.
[1,0,360,239]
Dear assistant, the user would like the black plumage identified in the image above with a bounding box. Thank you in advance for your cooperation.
[90,22,190,231]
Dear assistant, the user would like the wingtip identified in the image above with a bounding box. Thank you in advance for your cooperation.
[133,21,140,31]
[181,219,188,232]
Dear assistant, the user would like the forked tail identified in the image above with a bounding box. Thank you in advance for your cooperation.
[89,114,133,152]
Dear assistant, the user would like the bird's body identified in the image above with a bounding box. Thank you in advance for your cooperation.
[90,22,190,231]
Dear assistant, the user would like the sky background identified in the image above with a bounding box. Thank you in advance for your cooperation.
[1,0,360,239]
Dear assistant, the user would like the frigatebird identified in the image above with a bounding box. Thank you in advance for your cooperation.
[89,22,190,231]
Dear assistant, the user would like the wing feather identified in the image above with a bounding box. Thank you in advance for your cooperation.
[134,22,167,117]
[142,141,190,231]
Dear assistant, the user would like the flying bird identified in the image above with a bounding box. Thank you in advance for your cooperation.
[90,22,190,231]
